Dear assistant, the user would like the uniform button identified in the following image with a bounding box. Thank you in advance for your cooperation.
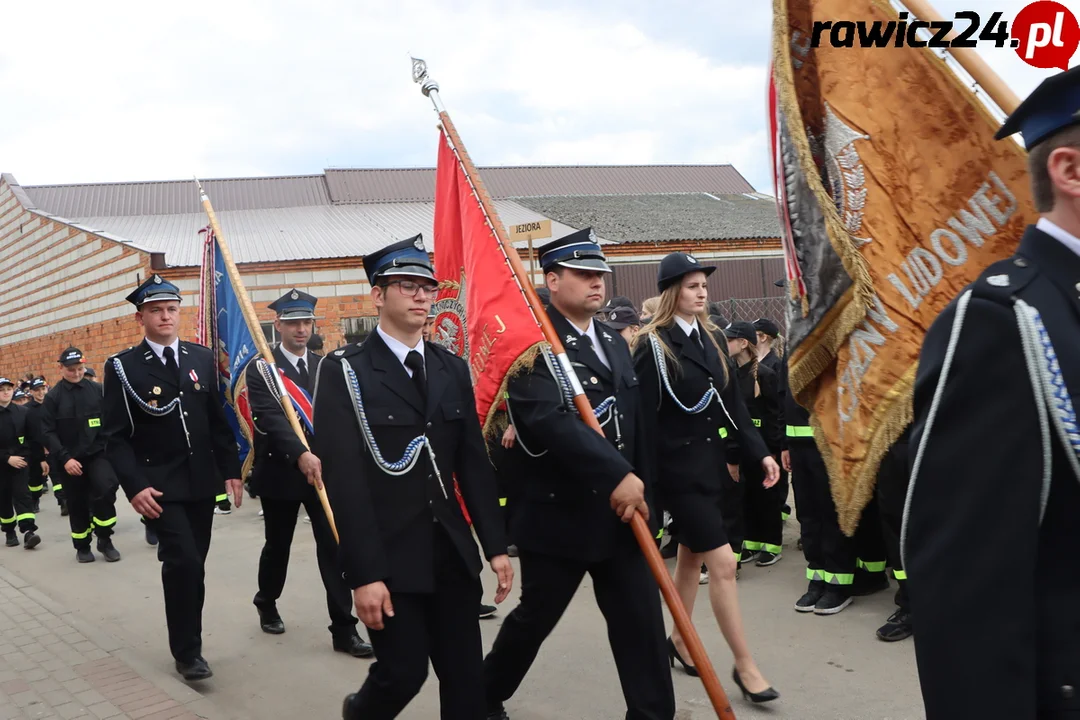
[1014,258,1028,267]
[592,489,597,495]
[548,492,555,499]
[1062,685,1075,699]
[428,474,433,480]
[706,438,712,443]
[1075,282,1080,293]
[708,377,714,383]
[183,412,189,417]
[426,422,432,429]
[388,415,394,421]
[179,391,184,397]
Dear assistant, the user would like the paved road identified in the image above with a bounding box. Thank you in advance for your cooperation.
[2,495,925,719]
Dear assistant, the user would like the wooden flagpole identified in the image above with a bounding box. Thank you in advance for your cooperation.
[901,0,1021,115]
[412,59,736,720]
[196,179,339,542]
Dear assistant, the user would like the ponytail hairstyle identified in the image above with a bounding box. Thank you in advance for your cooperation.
[773,334,786,360]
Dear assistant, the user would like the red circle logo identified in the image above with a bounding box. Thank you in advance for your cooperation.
[1012,1,1080,70]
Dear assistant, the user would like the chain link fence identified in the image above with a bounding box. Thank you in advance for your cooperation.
[711,296,788,330]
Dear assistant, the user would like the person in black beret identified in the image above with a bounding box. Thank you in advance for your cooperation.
[101,274,242,681]
[632,252,779,703]
[905,66,1080,718]
[0,376,39,550]
[315,235,511,720]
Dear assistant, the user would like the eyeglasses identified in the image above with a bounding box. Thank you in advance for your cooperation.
[387,279,439,300]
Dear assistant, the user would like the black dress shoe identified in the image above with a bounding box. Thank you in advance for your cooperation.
[5,532,20,547]
[333,634,374,658]
[486,704,510,720]
[175,656,213,681]
[257,608,285,635]
[59,499,69,517]
[23,532,40,550]
[76,547,95,563]
[732,667,779,704]
[144,524,158,547]
[342,693,360,719]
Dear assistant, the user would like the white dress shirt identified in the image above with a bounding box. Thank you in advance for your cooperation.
[571,319,611,370]
[674,315,702,344]
[1036,217,1080,260]
[145,337,180,365]
[377,325,425,378]
[278,345,310,374]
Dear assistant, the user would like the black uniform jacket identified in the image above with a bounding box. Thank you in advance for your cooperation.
[633,323,769,499]
[503,308,653,563]
[24,399,47,465]
[102,340,241,502]
[40,379,107,464]
[312,331,506,593]
[727,361,783,462]
[906,226,1080,719]
[246,345,320,501]
[0,403,30,473]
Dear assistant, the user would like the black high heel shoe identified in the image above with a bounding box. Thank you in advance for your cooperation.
[732,667,780,703]
[666,637,699,677]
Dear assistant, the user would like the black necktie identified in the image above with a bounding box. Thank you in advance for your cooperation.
[297,358,310,390]
[404,351,427,403]
[162,346,180,380]
[689,328,704,350]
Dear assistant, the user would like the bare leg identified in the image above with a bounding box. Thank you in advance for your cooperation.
[703,546,771,693]
[669,544,703,667]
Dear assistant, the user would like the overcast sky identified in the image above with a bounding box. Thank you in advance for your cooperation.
[0,0,1062,191]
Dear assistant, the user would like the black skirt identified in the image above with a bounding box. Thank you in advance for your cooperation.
[662,489,731,554]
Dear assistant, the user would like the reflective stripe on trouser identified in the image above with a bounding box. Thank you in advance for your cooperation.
[28,485,43,492]
[786,425,814,437]
[215,493,228,503]
[744,541,782,554]
[52,484,63,492]
[72,527,92,540]
[16,513,35,523]
[857,558,887,573]
[806,567,854,585]
[892,569,907,581]
[93,516,117,528]
[0,515,15,527]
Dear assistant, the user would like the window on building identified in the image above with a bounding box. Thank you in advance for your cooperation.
[261,322,280,345]
[343,317,379,345]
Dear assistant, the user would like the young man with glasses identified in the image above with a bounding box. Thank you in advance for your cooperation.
[315,235,512,720]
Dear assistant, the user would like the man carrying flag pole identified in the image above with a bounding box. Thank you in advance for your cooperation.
[412,58,736,719]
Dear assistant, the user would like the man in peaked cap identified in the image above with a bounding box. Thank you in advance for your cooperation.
[315,235,511,720]
[101,274,242,681]
[247,288,373,658]
[904,67,1080,718]
[40,347,122,564]
[0,377,40,550]
[483,228,675,720]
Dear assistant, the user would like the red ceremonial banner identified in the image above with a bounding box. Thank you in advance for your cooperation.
[432,129,546,435]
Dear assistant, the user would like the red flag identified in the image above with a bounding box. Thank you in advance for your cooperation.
[432,129,546,435]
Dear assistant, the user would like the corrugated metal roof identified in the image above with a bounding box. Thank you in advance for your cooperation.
[66,200,582,267]
[325,165,755,204]
[515,193,781,243]
[22,175,331,217]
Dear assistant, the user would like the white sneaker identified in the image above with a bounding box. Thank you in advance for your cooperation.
[699,569,710,585]
[258,509,264,517]
[302,516,311,524]
[214,506,232,515]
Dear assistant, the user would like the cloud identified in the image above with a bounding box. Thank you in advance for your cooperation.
[0,0,1063,192]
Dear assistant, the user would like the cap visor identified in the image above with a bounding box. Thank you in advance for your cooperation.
[380,266,436,282]
[556,258,612,273]
[278,310,317,320]
[138,293,183,306]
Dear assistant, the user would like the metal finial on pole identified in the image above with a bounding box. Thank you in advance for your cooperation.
[411,57,445,111]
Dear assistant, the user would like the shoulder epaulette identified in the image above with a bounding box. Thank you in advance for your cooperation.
[970,255,1038,304]
[110,346,138,361]
[327,343,363,360]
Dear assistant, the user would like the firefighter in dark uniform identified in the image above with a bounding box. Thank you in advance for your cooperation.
[753,317,792,521]
[314,235,512,720]
[904,68,1080,718]
[41,347,122,563]
[0,377,40,549]
[101,274,242,681]
[25,378,51,514]
[247,288,373,658]
[873,428,912,641]
[13,388,28,407]
[484,230,676,720]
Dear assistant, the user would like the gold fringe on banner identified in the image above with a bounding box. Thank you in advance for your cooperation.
[481,342,547,440]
